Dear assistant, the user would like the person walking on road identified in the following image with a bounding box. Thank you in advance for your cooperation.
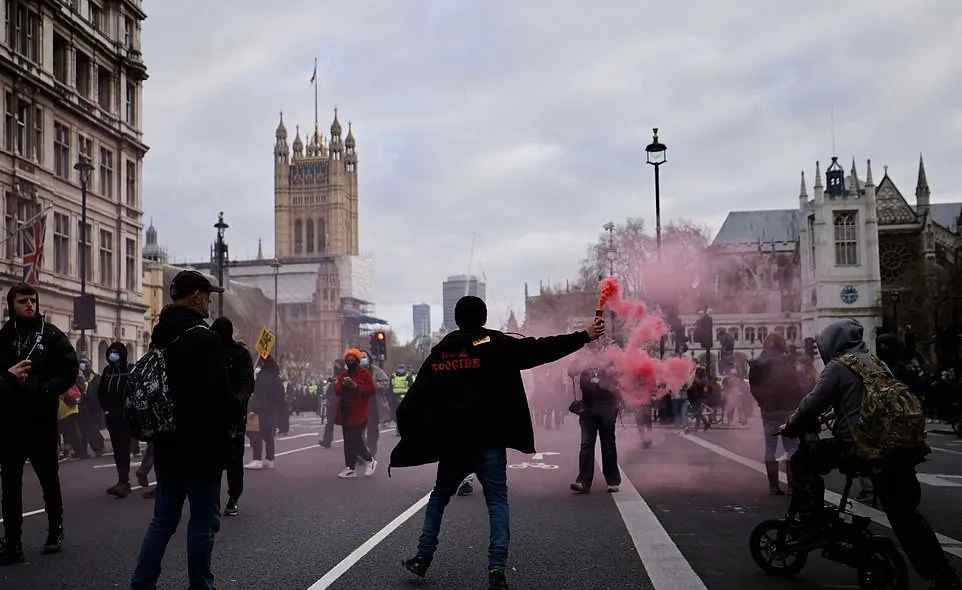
[363,352,389,457]
[76,358,105,458]
[319,359,345,448]
[748,333,805,495]
[0,283,79,565]
[100,342,133,498]
[211,317,254,516]
[129,270,231,590]
[335,349,377,478]
[245,355,283,471]
[391,295,604,590]
[571,354,622,494]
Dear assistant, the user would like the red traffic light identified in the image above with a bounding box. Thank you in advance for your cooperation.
[376,332,385,341]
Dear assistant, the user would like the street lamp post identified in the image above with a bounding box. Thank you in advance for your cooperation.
[271,258,281,359]
[214,212,229,318]
[604,221,615,277]
[645,128,668,260]
[74,157,94,355]
[645,128,668,357]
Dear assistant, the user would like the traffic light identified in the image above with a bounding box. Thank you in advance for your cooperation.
[369,330,387,362]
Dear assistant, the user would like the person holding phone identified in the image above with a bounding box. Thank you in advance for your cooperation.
[0,283,79,565]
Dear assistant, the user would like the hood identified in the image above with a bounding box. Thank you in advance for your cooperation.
[817,319,867,364]
[105,341,129,367]
[151,304,208,348]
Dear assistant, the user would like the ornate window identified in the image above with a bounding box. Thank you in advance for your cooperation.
[833,211,858,266]
[294,219,303,254]
[879,240,912,282]
[306,219,314,253]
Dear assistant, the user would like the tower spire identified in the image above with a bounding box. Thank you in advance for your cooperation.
[865,159,873,186]
[814,160,823,189]
[799,170,808,197]
[916,153,930,213]
[850,157,859,194]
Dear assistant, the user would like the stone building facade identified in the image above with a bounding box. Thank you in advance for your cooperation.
[0,0,148,371]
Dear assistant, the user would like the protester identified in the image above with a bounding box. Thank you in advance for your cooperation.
[211,317,255,516]
[391,366,411,420]
[99,342,133,498]
[748,333,806,495]
[571,352,622,493]
[76,358,105,458]
[0,283,79,565]
[129,270,231,590]
[245,355,284,471]
[319,359,345,448]
[392,295,604,590]
[363,352,390,457]
[686,367,712,431]
[58,383,83,459]
[335,349,377,478]
[782,319,960,590]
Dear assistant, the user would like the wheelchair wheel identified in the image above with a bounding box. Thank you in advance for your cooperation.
[749,519,808,576]
[857,539,908,590]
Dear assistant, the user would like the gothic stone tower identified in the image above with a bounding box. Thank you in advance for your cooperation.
[800,156,882,349]
[274,109,359,260]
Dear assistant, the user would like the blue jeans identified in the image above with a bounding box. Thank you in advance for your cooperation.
[130,475,221,590]
[762,415,799,462]
[417,448,509,570]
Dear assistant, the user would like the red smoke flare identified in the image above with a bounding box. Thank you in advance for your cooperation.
[598,277,620,310]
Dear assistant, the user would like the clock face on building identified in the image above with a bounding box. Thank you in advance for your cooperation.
[840,285,859,305]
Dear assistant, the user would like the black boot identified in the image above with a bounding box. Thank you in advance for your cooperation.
[42,524,63,555]
[489,568,509,590]
[765,461,784,495]
[402,556,430,578]
[0,539,26,566]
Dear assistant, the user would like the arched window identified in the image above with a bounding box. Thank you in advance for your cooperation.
[786,325,798,342]
[318,218,326,251]
[757,326,768,343]
[745,327,756,344]
[294,219,303,254]
[833,211,858,266]
[306,219,315,253]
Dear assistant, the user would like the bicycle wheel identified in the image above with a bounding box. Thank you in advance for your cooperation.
[749,519,808,576]
[857,538,908,590]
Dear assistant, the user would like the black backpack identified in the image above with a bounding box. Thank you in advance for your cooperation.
[124,325,207,441]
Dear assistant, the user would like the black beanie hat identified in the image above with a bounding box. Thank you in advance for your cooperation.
[455,296,487,330]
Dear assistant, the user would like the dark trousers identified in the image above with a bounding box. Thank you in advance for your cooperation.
[365,395,381,456]
[1,428,64,544]
[224,435,245,500]
[106,412,132,484]
[790,438,957,583]
[577,411,621,487]
[78,408,105,456]
[249,415,275,461]
[342,425,372,469]
[321,396,337,445]
[130,475,221,590]
[59,414,82,456]
[137,443,155,481]
[417,448,510,569]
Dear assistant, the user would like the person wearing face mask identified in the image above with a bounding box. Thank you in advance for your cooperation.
[129,270,231,590]
[99,342,133,498]
[335,349,377,478]
[0,283,79,565]
[319,359,345,448]
[75,357,105,458]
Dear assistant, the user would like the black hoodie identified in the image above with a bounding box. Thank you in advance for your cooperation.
[98,341,129,416]
[0,297,78,438]
[390,327,589,469]
[786,319,871,442]
[150,305,231,479]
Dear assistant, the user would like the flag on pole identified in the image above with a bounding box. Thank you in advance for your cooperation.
[310,58,317,84]
[22,213,46,285]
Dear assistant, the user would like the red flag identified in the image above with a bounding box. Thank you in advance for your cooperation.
[22,213,46,285]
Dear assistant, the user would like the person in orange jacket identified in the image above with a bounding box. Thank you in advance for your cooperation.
[335,348,377,478]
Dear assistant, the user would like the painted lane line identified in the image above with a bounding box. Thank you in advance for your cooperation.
[0,481,156,524]
[612,466,708,590]
[933,446,962,456]
[307,492,432,590]
[681,433,962,559]
[276,428,395,458]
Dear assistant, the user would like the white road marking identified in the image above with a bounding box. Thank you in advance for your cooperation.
[933,446,962,456]
[275,428,395,458]
[611,466,708,590]
[0,481,156,524]
[681,432,962,559]
[307,492,432,590]
[530,451,560,461]
[917,474,962,487]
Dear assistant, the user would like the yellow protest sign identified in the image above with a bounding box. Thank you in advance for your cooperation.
[255,328,276,359]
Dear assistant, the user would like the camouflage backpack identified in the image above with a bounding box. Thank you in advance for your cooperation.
[836,353,930,463]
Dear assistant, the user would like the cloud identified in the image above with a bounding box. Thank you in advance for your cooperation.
[141,0,962,341]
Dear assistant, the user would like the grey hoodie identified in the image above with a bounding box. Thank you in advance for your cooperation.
[786,319,872,442]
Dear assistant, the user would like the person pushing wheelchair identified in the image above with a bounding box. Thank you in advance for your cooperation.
[780,319,959,590]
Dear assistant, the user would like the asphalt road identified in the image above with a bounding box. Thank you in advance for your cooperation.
[2,412,960,589]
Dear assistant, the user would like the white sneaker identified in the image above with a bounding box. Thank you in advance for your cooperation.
[364,459,378,477]
[263,460,275,469]
[244,460,263,470]
[337,467,357,479]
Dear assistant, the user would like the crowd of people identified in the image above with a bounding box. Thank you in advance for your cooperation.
[1,274,959,590]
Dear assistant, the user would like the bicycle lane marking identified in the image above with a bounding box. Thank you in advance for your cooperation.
[681,432,962,559]
[611,465,708,590]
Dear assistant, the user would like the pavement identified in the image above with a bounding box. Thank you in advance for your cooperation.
[2,412,960,589]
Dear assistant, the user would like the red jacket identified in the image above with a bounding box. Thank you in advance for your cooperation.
[334,367,375,427]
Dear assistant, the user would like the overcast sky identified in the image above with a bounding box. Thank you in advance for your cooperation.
[141,1,962,342]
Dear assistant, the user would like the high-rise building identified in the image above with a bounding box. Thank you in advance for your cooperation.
[0,1,149,370]
[413,303,430,338]
[442,274,485,332]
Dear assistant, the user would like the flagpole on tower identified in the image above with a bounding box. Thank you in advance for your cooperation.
[311,57,319,140]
